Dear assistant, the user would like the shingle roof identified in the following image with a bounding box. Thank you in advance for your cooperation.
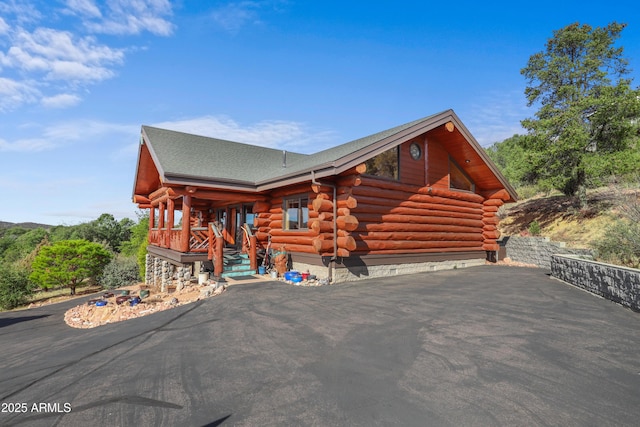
[142,112,443,188]
[141,126,308,185]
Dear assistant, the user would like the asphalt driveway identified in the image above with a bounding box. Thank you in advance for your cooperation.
[1,265,640,426]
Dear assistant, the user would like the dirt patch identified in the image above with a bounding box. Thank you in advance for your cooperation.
[64,283,224,329]
[499,188,634,248]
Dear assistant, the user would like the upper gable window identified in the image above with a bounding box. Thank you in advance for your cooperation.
[364,146,399,180]
[449,158,475,192]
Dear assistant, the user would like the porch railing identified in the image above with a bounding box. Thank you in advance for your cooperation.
[149,223,257,277]
[149,227,213,253]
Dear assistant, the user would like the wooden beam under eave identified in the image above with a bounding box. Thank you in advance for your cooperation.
[150,194,169,206]
[172,188,268,203]
[149,186,170,201]
[133,194,151,204]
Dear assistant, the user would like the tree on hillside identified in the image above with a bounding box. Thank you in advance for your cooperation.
[119,213,149,280]
[485,134,534,187]
[521,22,640,203]
[0,228,48,264]
[0,264,32,310]
[77,214,134,252]
[29,240,112,295]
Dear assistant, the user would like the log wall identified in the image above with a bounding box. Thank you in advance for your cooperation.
[252,171,508,259]
[349,175,486,255]
[253,183,319,254]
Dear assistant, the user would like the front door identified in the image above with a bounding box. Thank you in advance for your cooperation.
[217,205,254,250]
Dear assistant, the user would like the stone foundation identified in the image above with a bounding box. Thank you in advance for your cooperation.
[145,255,194,290]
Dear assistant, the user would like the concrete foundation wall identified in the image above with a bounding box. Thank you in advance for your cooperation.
[500,236,594,270]
[551,254,640,311]
[292,258,486,283]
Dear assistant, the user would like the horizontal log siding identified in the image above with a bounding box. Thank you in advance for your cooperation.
[350,176,485,255]
[482,197,504,251]
[252,175,506,258]
[254,184,318,254]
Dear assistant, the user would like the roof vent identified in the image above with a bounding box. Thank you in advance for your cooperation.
[282,150,287,168]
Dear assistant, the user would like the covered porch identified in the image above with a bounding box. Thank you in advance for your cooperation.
[136,186,262,279]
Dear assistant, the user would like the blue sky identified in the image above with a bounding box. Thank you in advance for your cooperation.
[1,0,639,225]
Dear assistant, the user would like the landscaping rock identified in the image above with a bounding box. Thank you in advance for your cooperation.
[64,282,225,329]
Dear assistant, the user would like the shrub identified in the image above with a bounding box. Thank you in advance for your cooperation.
[514,185,539,200]
[100,255,140,290]
[595,219,640,268]
[0,264,33,310]
[594,187,640,268]
[528,220,542,236]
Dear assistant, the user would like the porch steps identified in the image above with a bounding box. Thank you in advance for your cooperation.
[221,251,256,278]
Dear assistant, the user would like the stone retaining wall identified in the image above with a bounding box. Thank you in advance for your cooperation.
[551,254,640,311]
[500,236,594,270]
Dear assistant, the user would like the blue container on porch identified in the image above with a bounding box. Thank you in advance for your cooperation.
[258,266,266,275]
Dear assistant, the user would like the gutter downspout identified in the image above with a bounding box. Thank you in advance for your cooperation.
[311,170,337,283]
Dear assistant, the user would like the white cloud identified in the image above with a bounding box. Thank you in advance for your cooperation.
[42,119,137,142]
[153,115,337,153]
[7,27,124,81]
[0,119,138,152]
[462,89,530,146]
[0,17,9,34]
[41,93,82,108]
[0,0,174,111]
[64,0,102,19]
[211,1,263,33]
[65,0,175,36]
[0,137,54,152]
[0,1,42,26]
[0,76,40,112]
[210,1,287,34]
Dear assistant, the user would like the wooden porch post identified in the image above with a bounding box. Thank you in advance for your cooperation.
[149,206,155,229]
[181,195,191,252]
[167,198,174,231]
[158,202,165,228]
[215,236,224,277]
[167,198,174,249]
[158,202,166,247]
[250,235,257,270]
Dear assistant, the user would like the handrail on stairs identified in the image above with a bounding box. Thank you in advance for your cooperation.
[242,223,258,271]
[208,222,224,277]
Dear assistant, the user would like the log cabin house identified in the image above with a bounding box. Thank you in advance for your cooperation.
[132,109,517,286]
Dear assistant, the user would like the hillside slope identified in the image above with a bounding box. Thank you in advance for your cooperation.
[0,221,53,230]
[499,187,636,250]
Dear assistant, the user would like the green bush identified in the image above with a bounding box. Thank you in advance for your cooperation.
[99,255,140,289]
[0,264,33,310]
[595,219,640,268]
[528,220,542,236]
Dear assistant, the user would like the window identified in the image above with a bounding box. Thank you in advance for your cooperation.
[283,196,309,230]
[449,158,475,192]
[364,146,399,180]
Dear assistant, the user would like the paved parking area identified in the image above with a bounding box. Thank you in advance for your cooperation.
[1,265,640,426]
